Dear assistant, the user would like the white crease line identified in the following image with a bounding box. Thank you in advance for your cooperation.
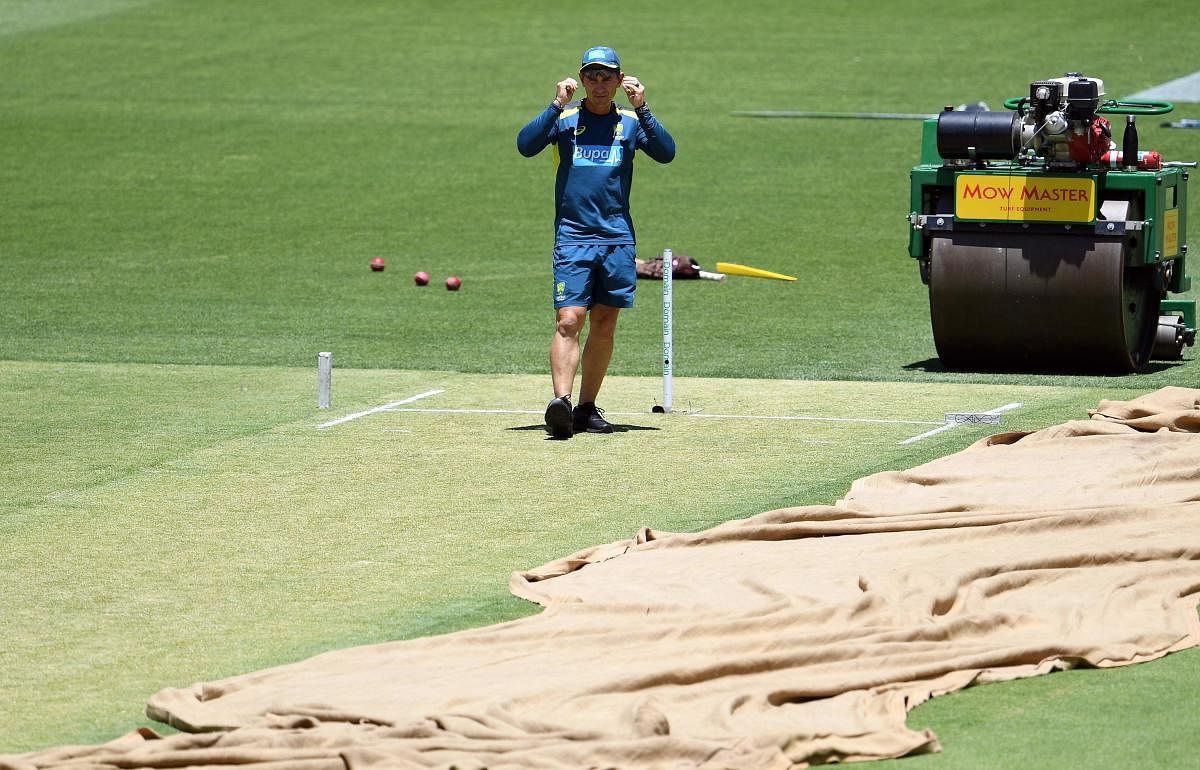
[391,407,542,416]
[389,407,941,425]
[899,402,1022,445]
[687,413,942,425]
[390,407,652,417]
[318,389,445,429]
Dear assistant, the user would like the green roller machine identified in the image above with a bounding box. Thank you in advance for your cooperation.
[908,73,1196,372]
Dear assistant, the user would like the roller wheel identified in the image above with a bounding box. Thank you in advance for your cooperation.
[1152,315,1187,361]
[928,200,1158,373]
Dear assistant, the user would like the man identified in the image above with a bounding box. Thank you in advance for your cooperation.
[517,45,676,439]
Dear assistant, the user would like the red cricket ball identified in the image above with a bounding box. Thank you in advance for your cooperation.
[414,271,430,286]
[370,257,386,272]
[445,275,462,291]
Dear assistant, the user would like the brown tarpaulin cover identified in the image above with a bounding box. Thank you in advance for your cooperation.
[6,387,1200,769]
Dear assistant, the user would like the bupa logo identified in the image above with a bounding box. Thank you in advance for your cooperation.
[572,145,623,166]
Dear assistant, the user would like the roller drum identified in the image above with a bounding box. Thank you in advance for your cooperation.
[928,201,1159,372]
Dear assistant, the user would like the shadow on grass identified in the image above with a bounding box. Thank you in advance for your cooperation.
[508,423,662,438]
[903,357,1187,376]
[903,357,946,373]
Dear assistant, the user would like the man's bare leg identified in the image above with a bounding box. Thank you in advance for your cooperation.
[550,306,587,399]
[579,304,619,403]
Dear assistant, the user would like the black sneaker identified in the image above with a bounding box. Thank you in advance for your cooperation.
[544,396,574,438]
[573,401,614,433]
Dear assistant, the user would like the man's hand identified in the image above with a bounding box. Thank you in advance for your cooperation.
[622,75,645,108]
[553,78,578,108]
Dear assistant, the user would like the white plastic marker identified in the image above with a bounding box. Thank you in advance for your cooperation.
[899,402,1022,445]
[317,352,332,409]
[659,248,674,413]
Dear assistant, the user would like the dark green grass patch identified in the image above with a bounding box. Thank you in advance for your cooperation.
[874,646,1200,770]
[2,0,1197,387]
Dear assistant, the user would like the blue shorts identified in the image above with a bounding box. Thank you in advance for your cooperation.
[552,243,637,309]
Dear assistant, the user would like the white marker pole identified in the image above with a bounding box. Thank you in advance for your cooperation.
[317,352,332,409]
[662,248,674,413]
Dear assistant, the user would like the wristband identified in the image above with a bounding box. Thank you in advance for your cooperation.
[550,101,564,112]
[635,103,651,116]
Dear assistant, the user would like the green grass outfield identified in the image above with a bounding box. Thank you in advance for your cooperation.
[3,0,1199,766]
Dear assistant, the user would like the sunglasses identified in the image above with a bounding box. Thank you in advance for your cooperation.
[581,68,619,83]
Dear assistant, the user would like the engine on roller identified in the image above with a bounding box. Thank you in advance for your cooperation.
[937,74,1118,167]
[908,73,1196,373]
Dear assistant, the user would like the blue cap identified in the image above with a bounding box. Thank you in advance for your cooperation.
[580,45,620,70]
